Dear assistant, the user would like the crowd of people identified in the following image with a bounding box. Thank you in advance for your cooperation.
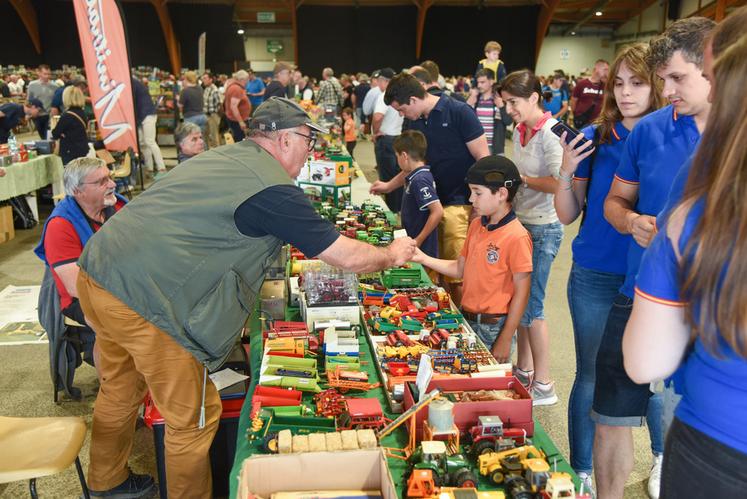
[3,11,747,498]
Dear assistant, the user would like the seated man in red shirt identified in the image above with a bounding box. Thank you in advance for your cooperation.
[34,157,127,389]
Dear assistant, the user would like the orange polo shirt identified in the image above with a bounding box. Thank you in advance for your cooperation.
[460,213,533,314]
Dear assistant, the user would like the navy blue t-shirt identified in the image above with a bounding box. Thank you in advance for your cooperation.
[0,103,24,143]
[614,105,700,298]
[407,96,484,206]
[234,184,340,257]
[571,122,632,275]
[131,78,156,125]
[636,199,747,455]
[402,166,440,257]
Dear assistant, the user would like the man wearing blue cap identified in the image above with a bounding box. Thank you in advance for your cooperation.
[75,97,417,498]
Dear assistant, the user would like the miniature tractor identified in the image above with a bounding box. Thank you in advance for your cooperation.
[407,469,507,499]
[409,440,478,488]
[477,445,546,484]
[466,415,528,457]
[540,473,581,499]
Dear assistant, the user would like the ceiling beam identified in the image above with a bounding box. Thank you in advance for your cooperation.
[687,0,746,17]
[8,0,41,54]
[562,0,615,34]
[149,0,181,75]
[536,0,561,62]
[415,0,434,59]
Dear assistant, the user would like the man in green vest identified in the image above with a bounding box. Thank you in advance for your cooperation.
[75,97,417,498]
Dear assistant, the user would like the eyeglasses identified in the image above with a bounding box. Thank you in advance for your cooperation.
[81,171,115,187]
[291,131,317,152]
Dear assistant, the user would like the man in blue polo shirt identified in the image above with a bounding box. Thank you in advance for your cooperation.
[245,69,265,111]
[595,17,714,499]
[0,99,43,144]
[370,72,489,306]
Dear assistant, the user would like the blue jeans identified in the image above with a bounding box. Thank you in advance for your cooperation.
[467,316,507,350]
[520,222,563,327]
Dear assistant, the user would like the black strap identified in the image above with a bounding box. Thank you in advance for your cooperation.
[579,127,601,227]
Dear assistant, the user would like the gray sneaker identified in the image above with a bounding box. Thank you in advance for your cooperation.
[531,380,558,406]
[513,367,534,388]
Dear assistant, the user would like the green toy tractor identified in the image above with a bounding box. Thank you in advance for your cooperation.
[409,441,478,488]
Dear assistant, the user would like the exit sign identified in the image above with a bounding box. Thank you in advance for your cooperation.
[267,40,284,54]
[257,11,276,23]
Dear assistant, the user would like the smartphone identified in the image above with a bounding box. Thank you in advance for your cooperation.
[551,121,589,146]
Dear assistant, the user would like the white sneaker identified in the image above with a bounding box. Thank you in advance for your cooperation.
[531,380,558,406]
[648,454,663,499]
[578,472,595,498]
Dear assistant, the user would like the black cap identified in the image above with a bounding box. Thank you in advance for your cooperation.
[465,155,522,191]
[248,97,328,134]
[378,68,396,80]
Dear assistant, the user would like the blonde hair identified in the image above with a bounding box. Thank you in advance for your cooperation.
[183,71,198,85]
[62,85,86,109]
[484,41,501,54]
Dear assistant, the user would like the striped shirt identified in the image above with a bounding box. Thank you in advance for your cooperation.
[475,97,495,149]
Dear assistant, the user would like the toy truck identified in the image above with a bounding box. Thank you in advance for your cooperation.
[466,416,528,456]
[477,445,546,484]
[409,440,478,488]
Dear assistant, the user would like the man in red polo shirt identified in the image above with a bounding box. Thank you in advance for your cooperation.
[570,59,609,129]
[35,157,127,397]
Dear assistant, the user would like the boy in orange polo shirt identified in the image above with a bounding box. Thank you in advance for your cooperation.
[412,156,532,362]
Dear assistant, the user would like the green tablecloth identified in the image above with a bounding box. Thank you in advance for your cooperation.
[0,155,63,201]
[228,308,579,498]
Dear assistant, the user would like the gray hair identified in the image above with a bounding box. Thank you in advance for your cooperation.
[322,67,334,78]
[174,121,202,149]
[648,17,716,70]
[64,157,107,196]
[233,69,249,80]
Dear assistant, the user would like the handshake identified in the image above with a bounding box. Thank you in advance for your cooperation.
[386,236,418,267]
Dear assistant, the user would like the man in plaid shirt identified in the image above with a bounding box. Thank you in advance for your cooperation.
[314,67,344,114]
[202,73,222,149]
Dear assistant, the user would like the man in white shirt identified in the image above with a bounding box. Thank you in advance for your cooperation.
[371,68,404,212]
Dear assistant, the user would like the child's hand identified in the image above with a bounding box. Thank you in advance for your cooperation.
[491,334,512,364]
[410,247,426,264]
[369,180,391,194]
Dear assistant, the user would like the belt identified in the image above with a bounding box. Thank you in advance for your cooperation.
[462,310,507,325]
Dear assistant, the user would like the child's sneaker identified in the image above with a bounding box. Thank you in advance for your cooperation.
[531,380,558,406]
[513,367,534,388]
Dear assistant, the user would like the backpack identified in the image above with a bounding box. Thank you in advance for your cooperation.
[10,196,37,229]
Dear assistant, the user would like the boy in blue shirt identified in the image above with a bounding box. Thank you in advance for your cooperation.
[394,130,443,257]
[595,17,714,499]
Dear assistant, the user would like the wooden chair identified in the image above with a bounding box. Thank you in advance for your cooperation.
[0,416,90,498]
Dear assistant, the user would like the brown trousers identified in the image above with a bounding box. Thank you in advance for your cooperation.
[205,112,222,149]
[77,271,222,498]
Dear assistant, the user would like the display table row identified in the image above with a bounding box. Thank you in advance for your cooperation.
[0,154,63,201]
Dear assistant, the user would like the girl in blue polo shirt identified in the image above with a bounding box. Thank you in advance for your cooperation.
[553,44,665,485]
[623,37,747,497]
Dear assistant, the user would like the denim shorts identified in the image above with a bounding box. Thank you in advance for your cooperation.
[467,316,507,350]
[520,221,563,327]
[591,294,654,426]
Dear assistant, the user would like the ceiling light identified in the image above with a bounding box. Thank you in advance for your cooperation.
[571,31,576,35]
[237,28,245,35]
[595,10,603,16]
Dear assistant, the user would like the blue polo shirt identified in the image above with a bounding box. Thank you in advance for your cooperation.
[543,86,567,116]
[657,155,694,226]
[636,199,747,455]
[571,122,631,275]
[246,78,265,108]
[407,96,485,205]
[402,166,440,258]
[614,105,701,298]
[0,102,24,143]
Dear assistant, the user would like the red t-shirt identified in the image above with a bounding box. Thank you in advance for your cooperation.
[571,78,604,120]
[44,200,125,310]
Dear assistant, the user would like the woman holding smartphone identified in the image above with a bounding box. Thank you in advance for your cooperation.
[499,70,563,407]
[623,36,747,497]
[553,44,665,490]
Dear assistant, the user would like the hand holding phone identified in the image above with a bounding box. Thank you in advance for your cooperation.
[551,121,588,146]
[553,122,595,176]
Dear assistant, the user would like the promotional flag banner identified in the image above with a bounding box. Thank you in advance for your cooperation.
[73,0,138,152]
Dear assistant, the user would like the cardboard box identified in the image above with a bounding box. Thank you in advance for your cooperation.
[297,181,351,208]
[403,376,534,438]
[0,206,14,244]
[307,159,349,186]
[237,449,397,499]
[300,292,361,328]
[260,280,287,320]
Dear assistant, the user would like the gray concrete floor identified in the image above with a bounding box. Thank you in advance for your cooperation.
[0,139,650,498]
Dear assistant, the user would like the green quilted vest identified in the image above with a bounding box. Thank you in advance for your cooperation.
[79,140,294,370]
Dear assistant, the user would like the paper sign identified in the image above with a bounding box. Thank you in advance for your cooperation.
[209,368,249,391]
[415,354,433,402]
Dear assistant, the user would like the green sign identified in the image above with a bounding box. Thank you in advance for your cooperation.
[267,40,284,54]
[257,11,276,23]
